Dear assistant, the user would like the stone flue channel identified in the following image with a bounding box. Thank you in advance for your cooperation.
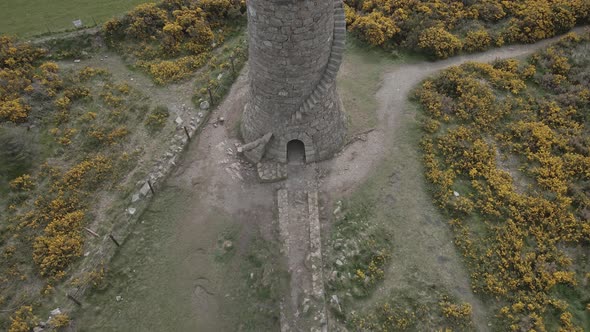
[277,163,327,332]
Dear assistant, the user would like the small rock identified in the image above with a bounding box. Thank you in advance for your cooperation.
[453,191,460,197]
[130,78,134,81]
[237,146,243,153]
[197,111,204,118]
[331,294,340,305]
[200,101,210,111]
[335,259,343,266]
[84,251,90,257]
[73,59,81,63]
[116,295,122,302]
[131,194,140,203]
[333,206,341,215]
[175,116,183,126]
[127,207,136,215]
[50,308,61,316]
[302,304,310,314]
[218,116,225,124]
[223,240,233,250]
[217,73,223,80]
[33,327,44,332]
[139,182,151,196]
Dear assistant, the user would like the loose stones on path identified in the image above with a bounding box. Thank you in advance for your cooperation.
[257,162,288,183]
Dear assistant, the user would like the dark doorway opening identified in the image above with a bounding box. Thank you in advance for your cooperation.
[287,140,305,164]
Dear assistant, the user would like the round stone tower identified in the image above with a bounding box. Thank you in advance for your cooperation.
[240,0,347,163]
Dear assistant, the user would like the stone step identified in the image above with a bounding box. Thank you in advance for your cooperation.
[257,162,287,183]
[294,0,343,122]
[312,88,322,100]
[332,39,345,48]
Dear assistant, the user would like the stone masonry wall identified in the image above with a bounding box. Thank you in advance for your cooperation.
[241,0,347,163]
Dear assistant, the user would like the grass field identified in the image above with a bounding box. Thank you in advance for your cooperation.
[0,0,151,37]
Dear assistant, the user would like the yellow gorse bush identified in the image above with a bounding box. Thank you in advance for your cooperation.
[0,36,46,122]
[103,0,241,84]
[418,26,463,59]
[344,0,590,58]
[416,32,590,330]
[8,306,38,332]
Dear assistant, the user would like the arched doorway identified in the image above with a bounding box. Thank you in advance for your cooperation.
[287,139,306,164]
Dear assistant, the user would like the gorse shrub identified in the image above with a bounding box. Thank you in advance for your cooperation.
[0,36,46,122]
[344,0,590,58]
[416,31,590,330]
[103,0,244,84]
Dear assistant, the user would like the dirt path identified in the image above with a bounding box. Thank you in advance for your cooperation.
[325,26,589,194]
[30,27,101,44]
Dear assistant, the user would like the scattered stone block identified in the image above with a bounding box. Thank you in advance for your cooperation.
[256,162,287,183]
[139,183,151,196]
[131,194,140,203]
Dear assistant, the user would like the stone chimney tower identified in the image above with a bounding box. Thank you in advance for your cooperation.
[240,0,347,163]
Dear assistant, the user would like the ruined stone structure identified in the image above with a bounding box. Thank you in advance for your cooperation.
[241,0,347,163]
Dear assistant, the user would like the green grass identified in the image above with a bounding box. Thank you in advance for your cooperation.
[337,37,423,138]
[327,39,488,330]
[0,0,152,37]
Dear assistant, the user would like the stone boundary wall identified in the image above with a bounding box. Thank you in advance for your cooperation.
[56,100,214,316]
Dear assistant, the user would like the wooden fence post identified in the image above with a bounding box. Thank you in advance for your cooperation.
[207,87,214,105]
[109,234,120,247]
[184,126,191,140]
[147,180,155,195]
[67,293,82,306]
